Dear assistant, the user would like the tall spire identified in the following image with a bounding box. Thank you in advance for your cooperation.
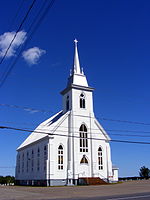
[73,39,81,74]
[65,39,89,87]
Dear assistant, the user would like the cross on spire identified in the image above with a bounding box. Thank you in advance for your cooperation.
[73,39,81,74]
[74,39,78,44]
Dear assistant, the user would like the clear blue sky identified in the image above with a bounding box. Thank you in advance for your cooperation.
[0,0,150,177]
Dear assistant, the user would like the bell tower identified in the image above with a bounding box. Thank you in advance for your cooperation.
[61,39,94,116]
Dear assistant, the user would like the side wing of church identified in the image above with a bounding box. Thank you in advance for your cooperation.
[15,40,118,186]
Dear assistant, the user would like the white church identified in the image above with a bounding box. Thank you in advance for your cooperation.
[15,40,118,186]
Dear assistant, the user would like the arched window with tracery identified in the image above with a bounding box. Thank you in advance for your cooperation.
[79,124,88,152]
[80,155,88,164]
[80,93,85,108]
[98,147,103,170]
[58,145,63,170]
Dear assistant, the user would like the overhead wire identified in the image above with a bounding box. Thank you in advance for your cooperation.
[2,119,150,139]
[7,0,26,31]
[1,119,150,138]
[2,102,150,138]
[25,127,150,138]
[1,125,150,145]
[0,103,52,114]
[0,0,56,88]
[0,0,37,65]
[1,103,150,127]
[99,117,150,126]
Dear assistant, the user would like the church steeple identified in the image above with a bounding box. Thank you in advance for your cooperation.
[61,40,94,114]
[72,39,82,75]
[67,39,88,87]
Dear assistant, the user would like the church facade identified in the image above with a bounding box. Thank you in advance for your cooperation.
[15,40,118,186]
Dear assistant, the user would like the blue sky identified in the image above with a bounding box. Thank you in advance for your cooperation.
[0,0,150,177]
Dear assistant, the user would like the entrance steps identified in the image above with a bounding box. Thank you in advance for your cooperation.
[78,177,108,185]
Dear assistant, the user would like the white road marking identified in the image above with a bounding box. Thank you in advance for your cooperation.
[107,194,150,200]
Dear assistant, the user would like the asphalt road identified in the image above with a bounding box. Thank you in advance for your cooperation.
[0,180,150,200]
[49,193,150,200]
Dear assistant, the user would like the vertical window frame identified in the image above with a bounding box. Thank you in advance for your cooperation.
[80,93,86,109]
[79,124,88,152]
[58,145,63,170]
[31,149,34,172]
[44,145,47,171]
[98,147,103,170]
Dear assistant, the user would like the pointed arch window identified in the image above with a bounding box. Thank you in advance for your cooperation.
[37,147,40,157]
[80,155,88,164]
[80,93,85,109]
[79,124,88,152]
[26,151,29,173]
[58,145,63,170]
[31,150,34,172]
[32,150,34,159]
[66,96,69,111]
[22,153,24,173]
[44,145,47,171]
[17,154,20,173]
[98,147,103,170]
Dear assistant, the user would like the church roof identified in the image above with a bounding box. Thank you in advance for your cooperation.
[17,110,68,150]
[94,118,111,141]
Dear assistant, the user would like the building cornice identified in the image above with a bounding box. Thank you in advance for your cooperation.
[60,84,94,95]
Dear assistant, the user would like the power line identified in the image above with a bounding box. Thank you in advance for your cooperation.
[107,133,150,138]
[0,0,56,88]
[1,119,150,138]
[1,103,150,127]
[8,0,26,31]
[107,129,150,134]
[74,114,150,126]
[0,103,53,114]
[25,128,150,138]
[99,117,150,126]
[2,103,150,138]
[2,119,150,138]
[1,125,150,145]
[0,0,37,64]
[29,127,150,138]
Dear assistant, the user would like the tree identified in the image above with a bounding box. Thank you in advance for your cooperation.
[0,176,15,185]
[139,166,150,179]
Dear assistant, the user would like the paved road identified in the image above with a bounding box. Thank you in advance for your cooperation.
[0,180,150,200]
[49,193,150,200]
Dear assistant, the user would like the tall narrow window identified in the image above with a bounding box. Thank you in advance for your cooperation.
[22,153,24,173]
[18,154,20,173]
[37,148,40,171]
[98,147,103,170]
[80,93,85,108]
[26,151,29,172]
[79,124,88,152]
[31,150,34,172]
[58,145,63,170]
[37,147,40,157]
[66,96,69,111]
[44,145,47,171]
[37,159,40,171]
[31,160,34,172]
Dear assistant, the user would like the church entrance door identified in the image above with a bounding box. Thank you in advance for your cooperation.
[79,164,90,177]
[79,156,90,178]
